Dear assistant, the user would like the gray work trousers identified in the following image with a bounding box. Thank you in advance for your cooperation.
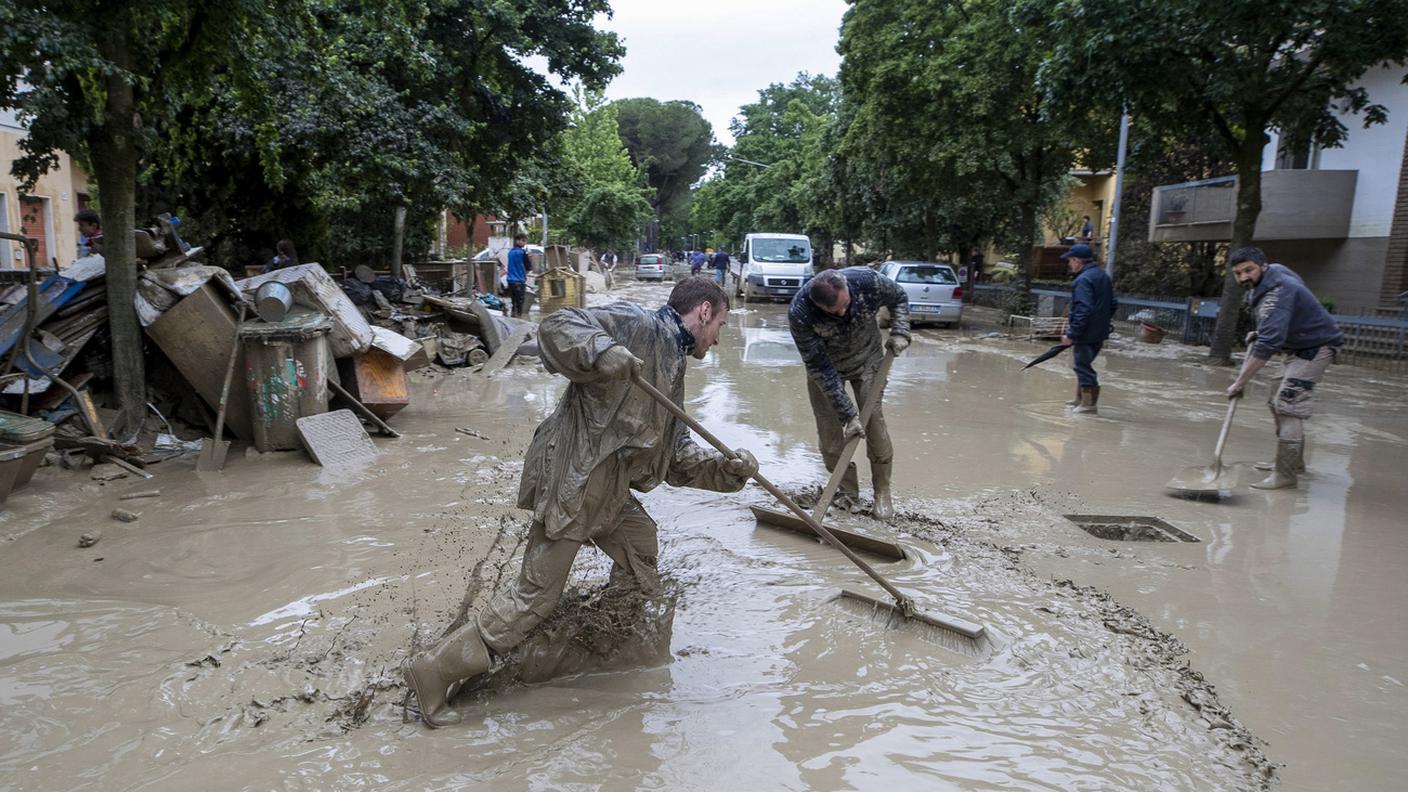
[805,370,893,498]
[477,497,659,655]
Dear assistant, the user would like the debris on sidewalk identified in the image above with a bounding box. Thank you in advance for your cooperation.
[296,410,379,466]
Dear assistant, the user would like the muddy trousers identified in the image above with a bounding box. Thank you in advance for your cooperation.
[1072,342,1103,387]
[806,371,893,498]
[506,281,527,317]
[477,498,659,656]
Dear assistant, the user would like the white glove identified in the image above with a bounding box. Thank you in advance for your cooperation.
[886,335,910,356]
[596,345,643,381]
[723,449,758,479]
[842,416,866,440]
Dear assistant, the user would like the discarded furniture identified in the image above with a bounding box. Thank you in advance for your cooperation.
[0,410,55,504]
[238,263,374,357]
[241,310,333,452]
[146,284,255,440]
[538,267,586,317]
[337,348,409,420]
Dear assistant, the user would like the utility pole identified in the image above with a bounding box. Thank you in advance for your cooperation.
[1106,110,1131,282]
[541,209,549,247]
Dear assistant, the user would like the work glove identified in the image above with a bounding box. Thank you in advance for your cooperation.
[842,416,866,441]
[596,345,643,381]
[885,334,910,356]
[723,449,759,480]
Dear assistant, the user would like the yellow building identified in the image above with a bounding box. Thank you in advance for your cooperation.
[1,107,92,272]
[1043,168,1117,253]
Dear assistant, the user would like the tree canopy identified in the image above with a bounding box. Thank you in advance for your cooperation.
[612,98,715,250]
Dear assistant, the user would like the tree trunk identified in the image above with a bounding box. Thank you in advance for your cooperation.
[390,204,407,279]
[1207,135,1266,364]
[1014,202,1039,315]
[90,18,145,440]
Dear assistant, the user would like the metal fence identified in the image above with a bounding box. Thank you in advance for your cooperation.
[970,284,1408,373]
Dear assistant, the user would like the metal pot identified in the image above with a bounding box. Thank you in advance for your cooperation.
[255,281,294,323]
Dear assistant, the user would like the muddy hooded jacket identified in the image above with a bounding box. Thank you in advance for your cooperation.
[1066,262,1117,344]
[1247,263,1342,361]
[788,266,910,422]
[520,302,749,542]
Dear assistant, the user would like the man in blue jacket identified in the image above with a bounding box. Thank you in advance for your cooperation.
[1061,244,1117,414]
[505,233,532,317]
[1225,247,1343,489]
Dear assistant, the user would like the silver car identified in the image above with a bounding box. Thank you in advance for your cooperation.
[635,253,666,281]
[878,260,963,327]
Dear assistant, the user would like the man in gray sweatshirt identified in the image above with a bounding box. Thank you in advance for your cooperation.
[1226,247,1343,489]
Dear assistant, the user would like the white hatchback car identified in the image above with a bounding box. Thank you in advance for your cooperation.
[877,260,963,327]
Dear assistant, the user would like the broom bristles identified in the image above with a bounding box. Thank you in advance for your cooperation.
[836,589,996,659]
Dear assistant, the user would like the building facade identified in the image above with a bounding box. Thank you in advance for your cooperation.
[1148,65,1408,314]
[1,106,91,272]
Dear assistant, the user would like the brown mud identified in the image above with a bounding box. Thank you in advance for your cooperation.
[0,279,1399,789]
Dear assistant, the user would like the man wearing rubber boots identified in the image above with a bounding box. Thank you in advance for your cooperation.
[403,277,759,728]
[1225,247,1343,489]
[789,267,910,520]
[1060,244,1117,414]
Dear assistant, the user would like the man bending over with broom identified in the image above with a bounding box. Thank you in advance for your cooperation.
[403,276,759,728]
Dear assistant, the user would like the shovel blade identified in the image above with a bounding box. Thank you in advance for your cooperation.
[196,439,231,472]
[1165,464,1233,495]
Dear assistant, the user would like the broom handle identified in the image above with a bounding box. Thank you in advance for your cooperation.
[1212,395,1239,470]
[631,373,913,610]
[813,351,895,521]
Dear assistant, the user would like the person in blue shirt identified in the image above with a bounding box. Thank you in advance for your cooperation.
[1060,244,1117,414]
[1225,247,1343,489]
[505,233,532,317]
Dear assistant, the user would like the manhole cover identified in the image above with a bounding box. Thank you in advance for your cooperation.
[1063,514,1199,543]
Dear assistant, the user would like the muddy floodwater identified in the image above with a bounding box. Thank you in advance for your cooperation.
[2,280,1402,790]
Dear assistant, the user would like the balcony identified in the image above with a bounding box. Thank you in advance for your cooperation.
[1148,170,1357,243]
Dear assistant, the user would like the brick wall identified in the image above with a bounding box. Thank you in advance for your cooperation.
[1380,126,1408,308]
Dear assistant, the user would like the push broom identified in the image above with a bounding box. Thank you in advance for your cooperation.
[632,373,994,657]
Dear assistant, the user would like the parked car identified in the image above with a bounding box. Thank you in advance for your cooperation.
[877,260,963,327]
[635,253,666,281]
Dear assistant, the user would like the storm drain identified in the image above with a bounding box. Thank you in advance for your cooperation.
[1063,514,1199,543]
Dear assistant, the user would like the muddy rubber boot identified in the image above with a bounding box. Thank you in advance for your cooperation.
[871,462,894,521]
[1256,440,1306,474]
[836,462,862,512]
[402,622,493,728]
[1072,386,1098,414]
[1065,383,1082,407]
[1251,440,1301,490]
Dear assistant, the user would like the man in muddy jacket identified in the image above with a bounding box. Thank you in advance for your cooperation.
[789,267,910,520]
[1226,247,1343,489]
[1061,244,1117,414]
[404,276,759,728]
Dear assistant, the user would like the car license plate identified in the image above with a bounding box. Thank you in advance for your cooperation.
[913,305,941,313]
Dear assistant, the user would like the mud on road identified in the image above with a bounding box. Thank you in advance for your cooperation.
[8,278,1399,789]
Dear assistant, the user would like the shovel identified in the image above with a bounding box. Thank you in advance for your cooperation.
[197,303,247,472]
[751,351,904,561]
[1165,395,1240,497]
[630,372,991,656]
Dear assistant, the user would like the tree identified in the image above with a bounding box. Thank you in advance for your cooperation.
[612,98,716,250]
[2,0,311,437]
[1044,0,1408,363]
[834,0,1111,302]
[558,89,654,252]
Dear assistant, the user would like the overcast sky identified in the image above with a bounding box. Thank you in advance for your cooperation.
[594,0,848,144]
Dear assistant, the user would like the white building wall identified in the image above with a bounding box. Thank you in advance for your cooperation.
[1263,65,1408,239]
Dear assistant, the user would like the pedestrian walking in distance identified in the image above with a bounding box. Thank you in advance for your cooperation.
[1060,244,1117,414]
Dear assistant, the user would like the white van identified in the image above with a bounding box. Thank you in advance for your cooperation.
[729,233,814,300]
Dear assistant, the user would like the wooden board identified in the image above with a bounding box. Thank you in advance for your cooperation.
[337,348,409,420]
[145,284,253,440]
[481,325,534,378]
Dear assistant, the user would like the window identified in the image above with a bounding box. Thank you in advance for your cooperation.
[18,195,51,267]
[897,265,957,285]
[751,238,810,263]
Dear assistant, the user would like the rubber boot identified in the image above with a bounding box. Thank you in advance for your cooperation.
[871,462,894,521]
[1256,440,1306,474]
[1065,383,1082,407]
[1251,439,1301,490]
[402,622,493,728]
[1073,386,1098,414]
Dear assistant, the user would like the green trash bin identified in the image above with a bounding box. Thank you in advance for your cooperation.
[241,310,334,452]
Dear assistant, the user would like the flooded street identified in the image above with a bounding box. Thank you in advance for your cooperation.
[2,280,1402,789]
